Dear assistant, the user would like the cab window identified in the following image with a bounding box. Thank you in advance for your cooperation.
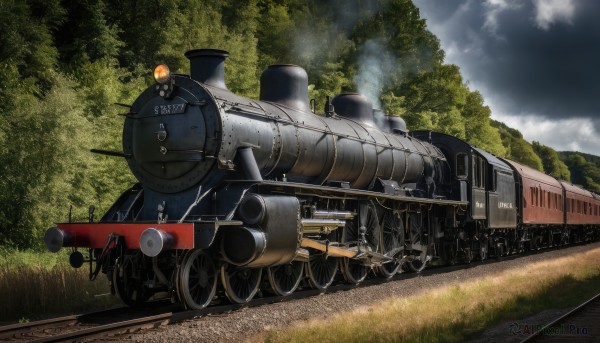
[456,153,468,179]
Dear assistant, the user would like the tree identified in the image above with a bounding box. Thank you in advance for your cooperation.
[532,142,570,181]
[493,122,544,171]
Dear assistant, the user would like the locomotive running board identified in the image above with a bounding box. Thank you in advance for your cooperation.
[234,180,469,207]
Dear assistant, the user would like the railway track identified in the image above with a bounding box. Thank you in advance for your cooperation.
[0,243,594,342]
[0,303,175,342]
[0,263,487,341]
[520,292,600,343]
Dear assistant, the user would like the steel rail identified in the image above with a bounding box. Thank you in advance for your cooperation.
[31,313,172,343]
[519,292,600,343]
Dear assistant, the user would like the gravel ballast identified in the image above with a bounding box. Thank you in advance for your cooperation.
[121,242,600,342]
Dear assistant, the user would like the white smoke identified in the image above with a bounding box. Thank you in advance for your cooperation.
[354,39,396,110]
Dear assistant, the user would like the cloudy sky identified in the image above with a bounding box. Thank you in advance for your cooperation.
[414,0,600,155]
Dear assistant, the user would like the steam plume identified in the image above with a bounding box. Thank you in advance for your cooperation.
[354,39,396,110]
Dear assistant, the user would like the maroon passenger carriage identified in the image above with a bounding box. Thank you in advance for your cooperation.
[502,159,565,248]
[503,159,600,248]
[560,180,600,241]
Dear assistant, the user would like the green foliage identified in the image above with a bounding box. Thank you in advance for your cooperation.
[559,152,600,192]
[0,0,65,92]
[56,0,123,68]
[532,142,570,181]
[491,120,544,171]
[462,91,505,156]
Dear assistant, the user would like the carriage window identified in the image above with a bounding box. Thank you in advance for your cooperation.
[492,170,498,192]
[472,156,486,188]
[543,190,547,207]
[480,159,486,188]
[559,195,562,209]
[473,156,480,187]
[456,153,467,179]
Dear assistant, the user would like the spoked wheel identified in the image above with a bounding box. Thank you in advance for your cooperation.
[403,213,430,273]
[306,252,338,290]
[221,264,262,304]
[340,203,379,284]
[377,211,403,278]
[267,261,304,296]
[113,253,152,307]
[403,249,428,273]
[178,249,218,309]
[341,258,369,284]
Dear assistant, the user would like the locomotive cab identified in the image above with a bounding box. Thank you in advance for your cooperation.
[411,131,517,228]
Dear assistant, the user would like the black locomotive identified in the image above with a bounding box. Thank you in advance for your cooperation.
[44,49,600,309]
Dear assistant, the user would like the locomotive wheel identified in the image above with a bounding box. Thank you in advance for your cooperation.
[377,211,403,278]
[340,203,379,284]
[267,261,304,296]
[221,264,262,304]
[341,257,369,284]
[178,249,218,310]
[403,249,428,273]
[113,254,152,307]
[306,253,338,290]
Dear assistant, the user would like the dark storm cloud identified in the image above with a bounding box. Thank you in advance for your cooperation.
[414,0,600,151]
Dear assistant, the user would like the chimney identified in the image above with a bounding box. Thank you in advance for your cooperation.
[260,65,311,112]
[185,49,229,89]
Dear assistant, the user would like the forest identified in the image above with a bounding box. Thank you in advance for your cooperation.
[1,0,598,250]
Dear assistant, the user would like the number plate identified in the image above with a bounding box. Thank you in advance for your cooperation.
[154,103,187,115]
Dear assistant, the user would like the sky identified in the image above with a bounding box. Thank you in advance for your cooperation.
[414,0,600,155]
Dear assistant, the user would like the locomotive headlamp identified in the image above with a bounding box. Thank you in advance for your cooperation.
[153,64,171,84]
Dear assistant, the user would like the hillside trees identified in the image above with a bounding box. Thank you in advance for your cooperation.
[560,152,600,192]
[532,142,570,180]
[492,120,544,171]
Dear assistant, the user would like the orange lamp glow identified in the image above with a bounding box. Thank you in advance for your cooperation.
[153,64,171,84]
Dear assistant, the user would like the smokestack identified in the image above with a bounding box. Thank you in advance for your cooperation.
[260,65,311,112]
[185,49,229,89]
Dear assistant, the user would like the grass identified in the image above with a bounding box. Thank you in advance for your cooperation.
[259,247,600,343]
[0,248,119,323]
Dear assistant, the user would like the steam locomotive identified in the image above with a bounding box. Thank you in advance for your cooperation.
[44,49,600,309]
